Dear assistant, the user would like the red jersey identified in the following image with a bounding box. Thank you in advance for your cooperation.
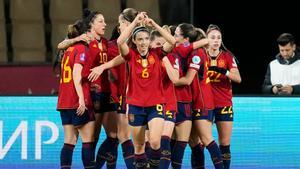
[162,53,179,111]
[172,42,194,58]
[188,48,214,110]
[88,38,111,93]
[173,44,193,102]
[207,50,238,107]
[57,43,92,109]
[107,40,128,103]
[123,48,165,107]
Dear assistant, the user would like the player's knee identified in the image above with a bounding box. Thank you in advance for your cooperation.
[149,138,161,150]
[64,136,78,145]
[199,134,213,146]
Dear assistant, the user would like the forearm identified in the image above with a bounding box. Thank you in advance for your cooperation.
[174,77,190,86]
[193,39,209,49]
[227,69,241,83]
[57,38,78,50]
[117,21,137,46]
[73,64,84,100]
[163,57,179,83]
[174,69,196,86]
[103,55,125,70]
[153,22,175,46]
[262,84,274,94]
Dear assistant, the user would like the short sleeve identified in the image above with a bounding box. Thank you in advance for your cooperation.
[173,42,194,58]
[74,45,87,66]
[226,52,238,70]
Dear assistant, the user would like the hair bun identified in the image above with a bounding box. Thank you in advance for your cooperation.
[83,8,91,18]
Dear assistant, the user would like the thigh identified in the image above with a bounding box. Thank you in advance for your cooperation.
[117,113,131,143]
[216,121,233,145]
[148,117,165,142]
[63,125,79,145]
[131,126,146,146]
[194,120,213,146]
[189,124,201,147]
[175,120,192,142]
[78,121,95,143]
[102,111,118,138]
[162,120,175,138]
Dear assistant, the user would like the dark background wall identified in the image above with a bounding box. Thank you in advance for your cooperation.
[161,0,300,94]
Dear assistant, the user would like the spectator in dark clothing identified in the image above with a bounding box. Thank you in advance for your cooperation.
[262,33,300,95]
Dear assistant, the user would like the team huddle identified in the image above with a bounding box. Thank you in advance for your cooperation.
[56,7,241,169]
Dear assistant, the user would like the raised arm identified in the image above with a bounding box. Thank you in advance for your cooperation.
[146,18,176,53]
[57,33,90,50]
[192,38,209,49]
[117,12,146,56]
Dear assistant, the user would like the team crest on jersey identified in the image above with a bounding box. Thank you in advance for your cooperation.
[136,59,141,64]
[192,55,201,64]
[218,59,226,68]
[93,44,97,48]
[148,55,155,64]
[80,53,86,61]
[183,42,190,47]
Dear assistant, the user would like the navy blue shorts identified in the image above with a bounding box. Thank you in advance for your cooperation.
[192,109,214,121]
[165,110,176,123]
[175,102,192,125]
[128,104,165,126]
[59,109,95,126]
[91,92,117,113]
[117,95,127,114]
[214,106,234,122]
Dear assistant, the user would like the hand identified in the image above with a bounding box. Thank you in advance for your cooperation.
[76,33,92,43]
[77,98,87,116]
[272,85,280,94]
[145,18,156,28]
[278,85,293,95]
[134,12,147,25]
[88,65,105,82]
[208,66,227,75]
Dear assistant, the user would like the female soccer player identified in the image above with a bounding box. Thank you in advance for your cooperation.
[170,23,209,169]
[57,20,95,169]
[57,9,120,169]
[89,13,177,168]
[83,9,119,169]
[206,24,241,169]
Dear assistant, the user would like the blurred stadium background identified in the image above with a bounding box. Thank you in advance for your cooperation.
[0,0,299,95]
